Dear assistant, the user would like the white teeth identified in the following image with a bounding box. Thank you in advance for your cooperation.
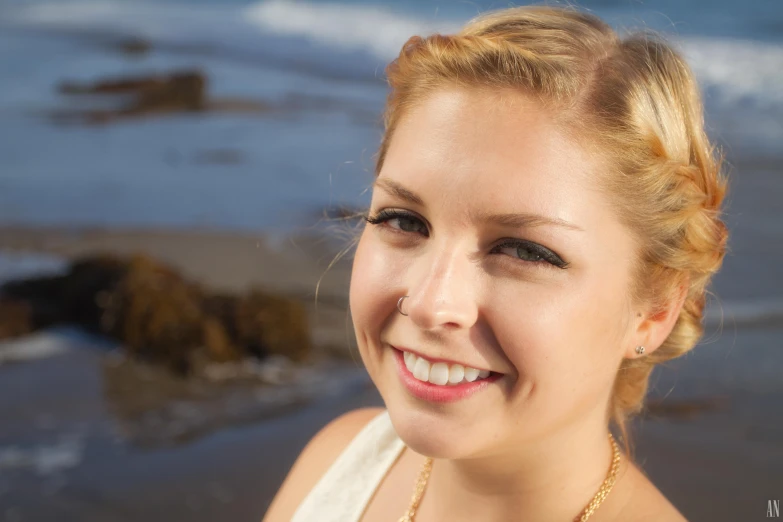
[403,351,493,386]
[448,364,465,384]
[413,358,431,381]
[464,367,480,382]
[428,363,450,385]
[404,351,415,372]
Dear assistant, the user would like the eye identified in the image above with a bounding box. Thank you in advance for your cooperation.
[365,209,429,236]
[492,239,569,269]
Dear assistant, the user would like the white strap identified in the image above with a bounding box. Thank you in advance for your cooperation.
[291,410,406,522]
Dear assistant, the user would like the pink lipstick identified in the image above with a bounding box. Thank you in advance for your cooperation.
[393,348,502,403]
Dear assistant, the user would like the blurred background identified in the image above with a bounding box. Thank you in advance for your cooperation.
[0,0,780,521]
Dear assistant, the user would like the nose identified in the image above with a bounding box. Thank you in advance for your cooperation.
[403,243,479,331]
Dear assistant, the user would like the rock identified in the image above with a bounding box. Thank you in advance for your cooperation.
[60,70,205,108]
[0,300,34,340]
[234,290,312,363]
[101,255,206,375]
[0,253,312,375]
[201,316,242,363]
[203,291,311,362]
[202,293,242,350]
[50,69,375,125]
[56,70,207,124]
[61,255,130,332]
[1,275,68,329]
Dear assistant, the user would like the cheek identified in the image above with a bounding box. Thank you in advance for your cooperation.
[349,231,404,344]
[490,269,629,397]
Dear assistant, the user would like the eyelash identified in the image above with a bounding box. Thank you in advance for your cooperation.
[364,209,570,269]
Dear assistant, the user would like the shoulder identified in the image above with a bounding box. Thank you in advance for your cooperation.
[262,407,386,522]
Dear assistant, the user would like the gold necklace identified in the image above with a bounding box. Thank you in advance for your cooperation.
[398,432,621,522]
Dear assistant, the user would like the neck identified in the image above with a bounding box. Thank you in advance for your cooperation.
[419,417,629,522]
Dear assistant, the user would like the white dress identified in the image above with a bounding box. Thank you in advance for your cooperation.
[291,410,406,522]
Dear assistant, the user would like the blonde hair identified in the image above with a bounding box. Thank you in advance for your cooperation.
[372,5,729,457]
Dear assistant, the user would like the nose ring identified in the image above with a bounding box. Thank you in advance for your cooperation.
[397,295,409,316]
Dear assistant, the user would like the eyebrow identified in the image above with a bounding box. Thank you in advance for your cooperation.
[373,177,584,232]
[373,177,425,206]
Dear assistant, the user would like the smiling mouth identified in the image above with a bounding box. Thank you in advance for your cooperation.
[391,346,501,384]
[391,348,503,403]
[405,352,493,386]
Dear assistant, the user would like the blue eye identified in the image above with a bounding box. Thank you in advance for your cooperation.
[364,210,569,269]
[365,209,428,235]
[492,239,569,269]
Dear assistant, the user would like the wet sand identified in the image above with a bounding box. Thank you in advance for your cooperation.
[1,226,782,522]
[0,225,356,299]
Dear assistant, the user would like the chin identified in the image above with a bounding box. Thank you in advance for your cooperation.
[379,388,486,459]
[386,406,462,458]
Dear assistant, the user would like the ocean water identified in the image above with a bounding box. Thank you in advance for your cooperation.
[0,0,781,302]
[0,0,781,219]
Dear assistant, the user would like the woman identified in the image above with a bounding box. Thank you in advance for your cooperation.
[264,5,727,522]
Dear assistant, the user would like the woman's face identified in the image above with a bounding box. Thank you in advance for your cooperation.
[349,87,639,459]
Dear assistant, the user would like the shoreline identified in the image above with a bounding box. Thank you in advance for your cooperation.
[0,224,356,296]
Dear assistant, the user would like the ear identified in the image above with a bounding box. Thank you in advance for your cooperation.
[626,277,689,359]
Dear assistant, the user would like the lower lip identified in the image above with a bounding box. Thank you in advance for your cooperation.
[393,348,502,403]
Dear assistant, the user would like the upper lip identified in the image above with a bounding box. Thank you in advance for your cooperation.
[392,344,498,373]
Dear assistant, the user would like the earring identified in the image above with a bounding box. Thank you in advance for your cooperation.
[397,296,409,316]
[636,346,645,355]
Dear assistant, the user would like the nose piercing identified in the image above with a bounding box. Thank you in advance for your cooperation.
[636,346,645,355]
[397,295,409,316]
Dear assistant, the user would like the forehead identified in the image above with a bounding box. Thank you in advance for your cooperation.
[379,88,604,230]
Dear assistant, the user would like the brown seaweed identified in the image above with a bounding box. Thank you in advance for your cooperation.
[0,253,311,375]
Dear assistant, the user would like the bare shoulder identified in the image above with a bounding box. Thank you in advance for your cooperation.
[261,407,386,522]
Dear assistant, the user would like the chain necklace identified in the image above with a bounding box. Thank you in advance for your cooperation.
[398,432,621,522]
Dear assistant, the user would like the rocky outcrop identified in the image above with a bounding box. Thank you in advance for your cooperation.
[56,70,207,123]
[48,69,376,125]
[0,254,311,375]
[0,300,34,339]
[52,70,271,124]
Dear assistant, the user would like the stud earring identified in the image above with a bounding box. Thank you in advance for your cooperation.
[636,345,645,355]
[397,296,409,316]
